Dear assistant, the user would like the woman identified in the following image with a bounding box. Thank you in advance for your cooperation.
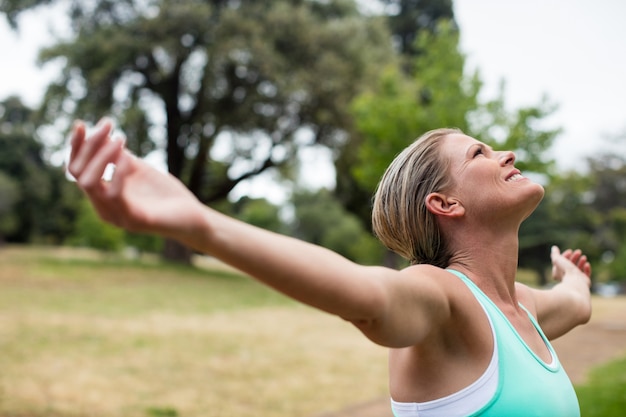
[68,120,591,416]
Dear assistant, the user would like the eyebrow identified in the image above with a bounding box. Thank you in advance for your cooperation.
[467,142,493,152]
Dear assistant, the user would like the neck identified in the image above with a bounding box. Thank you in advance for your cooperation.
[445,222,521,304]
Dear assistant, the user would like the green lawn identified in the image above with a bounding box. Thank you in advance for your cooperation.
[577,355,626,416]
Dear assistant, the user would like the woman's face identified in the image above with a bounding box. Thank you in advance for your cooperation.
[439,133,545,222]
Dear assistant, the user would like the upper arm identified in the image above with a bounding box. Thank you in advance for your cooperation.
[347,265,452,348]
[519,282,591,340]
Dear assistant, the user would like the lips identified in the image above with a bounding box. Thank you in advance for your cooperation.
[505,170,524,182]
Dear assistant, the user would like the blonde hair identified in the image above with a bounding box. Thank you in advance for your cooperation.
[372,128,460,267]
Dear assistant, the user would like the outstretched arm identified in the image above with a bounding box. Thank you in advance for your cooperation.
[524,246,592,340]
[67,119,451,348]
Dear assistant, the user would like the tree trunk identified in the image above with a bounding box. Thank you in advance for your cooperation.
[162,238,193,264]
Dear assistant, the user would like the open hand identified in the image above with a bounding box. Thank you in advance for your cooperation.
[551,246,591,287]
[67,118,204,240]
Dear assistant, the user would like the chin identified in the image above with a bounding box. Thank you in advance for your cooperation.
[521,183,545,219]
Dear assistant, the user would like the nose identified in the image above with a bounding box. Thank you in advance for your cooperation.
[499,151,515,166]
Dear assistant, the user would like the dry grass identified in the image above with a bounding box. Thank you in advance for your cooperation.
[0,246,388,417]
[7,246,615,417]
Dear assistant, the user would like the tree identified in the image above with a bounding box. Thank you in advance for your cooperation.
[333,1,457,235]
[585,153,626,282]
[230,196,287,234]
[66,199,126,252]
[469,85,561,176]
[0,172,20,242]
[0,96,82,244]
[290,188,384,264]
[1,0,393,262]
[346,19,562,270]
[528,168,602,287]
[377,0,455,57]
[350,20,480,192]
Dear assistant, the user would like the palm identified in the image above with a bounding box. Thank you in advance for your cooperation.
[103,152,200,236]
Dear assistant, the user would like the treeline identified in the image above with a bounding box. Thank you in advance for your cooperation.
[0,0,624,285]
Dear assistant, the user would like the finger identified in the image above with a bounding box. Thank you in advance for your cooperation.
[76,138,125,193]
[69,120,86,163]
[551,253,573,272]
[569,249,583,265]
[550,246,566,266]
[68,118,114,178]
[551,246,564,280]
[106,147,134,198]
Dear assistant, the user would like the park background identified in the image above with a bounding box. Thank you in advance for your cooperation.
[0,0,625,416]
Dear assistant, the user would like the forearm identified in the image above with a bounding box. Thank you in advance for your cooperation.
[534,279,591,340]
[177,206,389,321]
[554,276,592,323]
[67,120,391,327]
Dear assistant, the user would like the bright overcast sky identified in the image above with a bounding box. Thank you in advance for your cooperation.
[1,0,625,180]
[454,0,626,170]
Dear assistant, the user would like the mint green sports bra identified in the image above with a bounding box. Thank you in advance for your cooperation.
[392,270,580,417]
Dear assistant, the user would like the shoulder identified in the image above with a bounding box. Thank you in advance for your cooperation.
[396,265,466,300]
[515,281,539,317]
[399,264,460,285]
[399,264,486,315]
[358,264,477,347]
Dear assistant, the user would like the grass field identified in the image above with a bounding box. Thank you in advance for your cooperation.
[577,355,626,416]
[1,246,625,417]
[0,246,388,417]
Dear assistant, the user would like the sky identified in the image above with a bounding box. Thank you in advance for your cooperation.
[1,0,625,196]
[453,0,626,169]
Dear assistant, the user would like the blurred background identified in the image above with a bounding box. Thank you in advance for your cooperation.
[1,0,626,282]
[0,1,625,416]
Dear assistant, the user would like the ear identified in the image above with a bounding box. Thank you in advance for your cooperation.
[425,192,465,218]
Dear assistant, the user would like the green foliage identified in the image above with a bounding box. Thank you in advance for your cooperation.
[350,20,479,192]
[608,242,626,281]
[350,16,561,275]
[0,97,82,243]
[231,196,287,234]
[67,199,126,252]
[469,86,561,176]
[520,152,626,284]
[33,0,394,207]
[588,155,626,281]
[290,189,384,264]
[587,154,626,214]
[542,155,626,282]
[377,0,455,55]
[0,0,54,28]
[124,231,164,254]
[519,170,598,285]
[0,171,20,237]
[576,355,626,416]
